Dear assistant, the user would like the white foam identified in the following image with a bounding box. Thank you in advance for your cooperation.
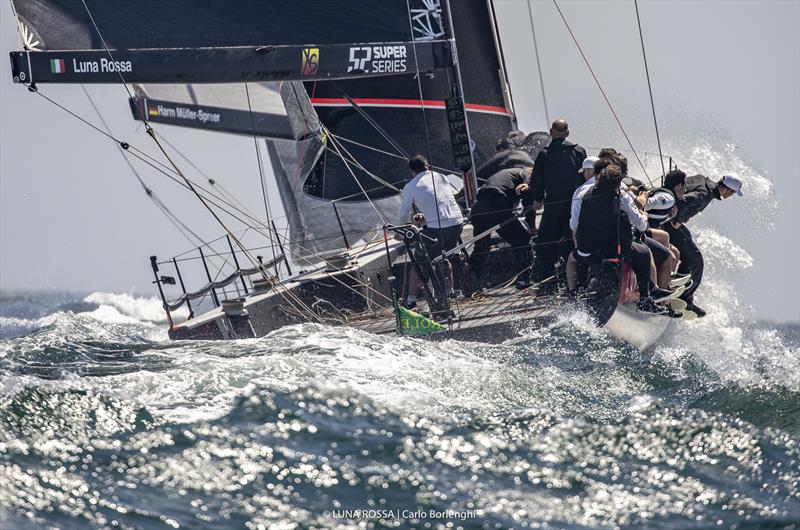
[79,304,154,326]
[83,292,188,324]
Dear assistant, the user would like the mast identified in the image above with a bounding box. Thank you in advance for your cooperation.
[486,0,517,129]
[441,0,479,206]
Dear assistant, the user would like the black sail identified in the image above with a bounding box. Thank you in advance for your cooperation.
[273,0,516,254]
[124,1,516,257]
[9,0,453,84]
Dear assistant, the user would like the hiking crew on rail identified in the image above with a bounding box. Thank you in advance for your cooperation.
[395,119,743,319]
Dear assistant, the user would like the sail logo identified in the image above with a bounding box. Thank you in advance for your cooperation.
[301,48,319,76]
[71,58,132,74]
[347,46,407,74]
[148,104,220,124]
[347,47,371,73]
[50,59,65,74]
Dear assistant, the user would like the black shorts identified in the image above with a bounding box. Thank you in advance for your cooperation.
[421,224,463,259]
[643,235,670,266]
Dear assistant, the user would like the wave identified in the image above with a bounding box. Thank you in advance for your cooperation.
[82,292,188,325]
[1,381,797,529]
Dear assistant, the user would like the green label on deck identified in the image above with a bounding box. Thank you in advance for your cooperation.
[397,306,445,335]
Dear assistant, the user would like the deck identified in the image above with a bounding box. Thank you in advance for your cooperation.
[348,286,561,342]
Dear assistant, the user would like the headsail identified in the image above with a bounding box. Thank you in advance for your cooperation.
[9,0,453,84]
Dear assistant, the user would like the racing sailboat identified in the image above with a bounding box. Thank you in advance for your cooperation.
[8,0,670,349]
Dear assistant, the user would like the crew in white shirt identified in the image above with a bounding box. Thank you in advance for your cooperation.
[397,155,464,308]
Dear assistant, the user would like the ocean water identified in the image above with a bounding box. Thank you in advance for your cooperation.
[1,145,799,530]
[0,288,797,530]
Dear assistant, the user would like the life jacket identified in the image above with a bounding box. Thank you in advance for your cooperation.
[575,186,633,258]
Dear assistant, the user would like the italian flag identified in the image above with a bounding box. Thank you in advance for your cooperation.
[50,59,65,74]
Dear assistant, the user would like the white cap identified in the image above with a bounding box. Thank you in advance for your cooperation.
[579,156,600,173]
[645,189,676,221]
[721,174,744,196]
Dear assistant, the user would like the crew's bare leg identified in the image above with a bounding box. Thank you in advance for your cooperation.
[650,229,673,288]
[671,245,681,273]
[566,252,579,291]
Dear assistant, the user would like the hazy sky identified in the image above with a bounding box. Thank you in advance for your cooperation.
[1,0,798,322]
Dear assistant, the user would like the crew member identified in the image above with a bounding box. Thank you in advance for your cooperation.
[568,152,675,298]
[663,170,743,316]
[469,165,536,280]
[476,147,534,183]
[644,186,690,288]
[565,155,599,293]
[398,155,464,306]
[575,165,668,315]
[531,119,586,293]
[566,152,624,293]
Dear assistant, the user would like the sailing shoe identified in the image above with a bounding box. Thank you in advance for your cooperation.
[669,273,692,288]
[685,302,707,318]
[638,296,669,315]
[670,278,693,291]
[666,307,684,319]
[651,287,678,303]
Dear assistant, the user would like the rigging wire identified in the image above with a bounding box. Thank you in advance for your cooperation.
[146,129,323,322]
[244,82,274,224]
[325,130,386,225]
[77,1,322,323]
[331,133,461,192]
[35,85,403,258]
[406,0,443,242]
[79,85,215,253]
[332,83,409,159]
[244,81,280,268]
[25,83,396,313]
[551,0,654,187]
[406,0,456,325]
[32,95,316,322]
[324,138,401,193]
[155,132,259,218]
[526,0,551,126]
[633,0,666,184]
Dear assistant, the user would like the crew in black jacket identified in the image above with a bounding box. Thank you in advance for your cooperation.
[476,149,534,183]
[469,165,536,279]
[663,170,743,316]
[575,165,667,315]
[530,119,586,292]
